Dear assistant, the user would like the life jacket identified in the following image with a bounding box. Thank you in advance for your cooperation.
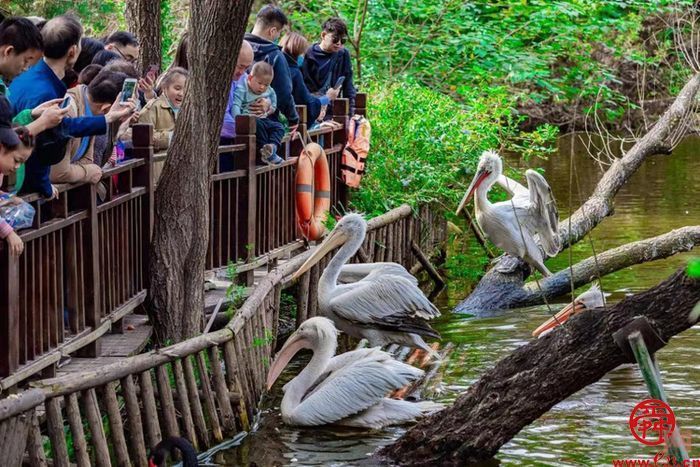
[341,115,371,188]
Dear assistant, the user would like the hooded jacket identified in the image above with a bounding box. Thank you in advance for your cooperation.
[244,33,299,126]
[302,44,356,115]
[284,53,328,124]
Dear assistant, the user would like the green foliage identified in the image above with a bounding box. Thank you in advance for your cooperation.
[280,291,298,319]
[6,1,126,36]
[225,261,247,319]
[687,258,700,279]
[350,79,557,217]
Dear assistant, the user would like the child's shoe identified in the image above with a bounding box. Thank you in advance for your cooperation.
[260,144,283,165]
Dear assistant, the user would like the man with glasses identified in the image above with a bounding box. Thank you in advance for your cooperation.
[302,17,356,116]
[104,31,139,64]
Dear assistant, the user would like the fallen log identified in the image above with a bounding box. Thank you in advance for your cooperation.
[457,72,700,315]
[379,268,700,466]
[457,225,700,313]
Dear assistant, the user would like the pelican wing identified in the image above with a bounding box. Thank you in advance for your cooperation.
[330,275,440,337]
[525,169,560,256]
[293,352,423,426]
[339,262,418,286]
[497,174,529,201]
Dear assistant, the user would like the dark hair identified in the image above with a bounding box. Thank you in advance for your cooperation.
[322,17,348,39]
[255,5,288,30]
[173,32,188,70]
[78,64,102,85]
[92,49,120,67]
[41,14,83,59]
[160,66,188,88]
[74,37,105,72]
[13,125,34,148]
[102,59,138,78]
[0,17,43,53]
[105,31,138,47]
[88,70,128,104]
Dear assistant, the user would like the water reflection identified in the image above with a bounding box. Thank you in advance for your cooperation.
[218,136,700,465]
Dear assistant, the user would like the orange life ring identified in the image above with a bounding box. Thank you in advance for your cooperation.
[295,143,331,241]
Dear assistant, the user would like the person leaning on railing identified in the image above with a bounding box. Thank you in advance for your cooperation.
[50,69,137,193]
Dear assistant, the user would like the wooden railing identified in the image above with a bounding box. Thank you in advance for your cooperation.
[0,94,366,387]
[0,202,445,467]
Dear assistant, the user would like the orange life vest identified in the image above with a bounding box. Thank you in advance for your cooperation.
[341,115,371,188]
[295,143,331,241]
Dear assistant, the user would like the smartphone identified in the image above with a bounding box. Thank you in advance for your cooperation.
[120,78,138,102]
[59,95,72,109]
[333,76,345,90]
[145,64,159,80]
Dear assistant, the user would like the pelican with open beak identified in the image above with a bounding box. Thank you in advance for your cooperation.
[290,214,440,356]
[266,317,440,428]
[532,283,606,338]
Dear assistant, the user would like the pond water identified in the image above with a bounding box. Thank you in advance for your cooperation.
[212,135,700,466]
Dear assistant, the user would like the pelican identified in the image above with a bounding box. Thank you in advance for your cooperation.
[266,317,440,428]
[291,214,440,355]
[455,150,560,276]
[532,283,606,337]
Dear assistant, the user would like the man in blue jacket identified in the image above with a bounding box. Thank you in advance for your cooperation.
[10,14,133,198]
[244,5,299,135]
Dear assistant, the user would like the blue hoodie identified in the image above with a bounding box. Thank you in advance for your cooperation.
[284,52,329,124]
[244,33,299,126]
[302,44,356,115]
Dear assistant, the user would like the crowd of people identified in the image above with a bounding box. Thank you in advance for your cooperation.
[0,4,357,256]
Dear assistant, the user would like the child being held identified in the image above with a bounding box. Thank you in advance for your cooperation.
[233,61,286,165]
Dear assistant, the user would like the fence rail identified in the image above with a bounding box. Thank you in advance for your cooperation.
[0,94,367,387]
[0,201,445,467]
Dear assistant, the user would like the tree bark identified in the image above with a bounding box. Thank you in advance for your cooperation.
[380,269,700,466]
[147,0,255,343]
[125,0,162,74]
[457,226,700,314]
[457,73,700,315]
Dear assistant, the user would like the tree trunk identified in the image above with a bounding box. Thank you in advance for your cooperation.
[380,269,700,466]
[457,73,700,315]
[125,0,162,74]
[457,225,700,314]
[147,0,254,344]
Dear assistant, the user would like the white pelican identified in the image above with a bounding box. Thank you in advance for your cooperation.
[532,283,606,337]
[266,317,440,428]
[455,150,560,276]
[291,214,440,355]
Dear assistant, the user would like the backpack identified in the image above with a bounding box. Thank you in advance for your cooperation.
[341,115,371,188]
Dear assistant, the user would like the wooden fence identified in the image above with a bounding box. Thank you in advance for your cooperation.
[0,203,445,467]
[0,95,365,387]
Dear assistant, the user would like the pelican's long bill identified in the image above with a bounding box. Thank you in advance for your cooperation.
[532,301,587,338]
[266,331,312,390]
[455,169,489,215]
[291,229,348,282]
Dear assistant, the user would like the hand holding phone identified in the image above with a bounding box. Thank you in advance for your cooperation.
[120,78,138,103]
[333,76,345,90]
[145,64,159,81]
[60,95,72,109]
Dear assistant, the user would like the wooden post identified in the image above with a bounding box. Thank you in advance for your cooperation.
[132,124,154,290]
[291,104,307,159]
[0,250,19,377]
[355,93,367,116]
[234,115,257,286]
[628,331,689,462]
[331,98,350,210]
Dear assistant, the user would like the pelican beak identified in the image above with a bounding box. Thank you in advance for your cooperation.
[291,229,348,282]
[455,169,489,215]
[532,301,587,338]
[266,331,312,390]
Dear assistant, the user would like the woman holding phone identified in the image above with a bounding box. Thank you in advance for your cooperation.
[280,32,339,125]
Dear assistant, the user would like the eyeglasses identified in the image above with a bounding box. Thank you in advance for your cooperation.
[331,35,347,45]
[113,46,137,64]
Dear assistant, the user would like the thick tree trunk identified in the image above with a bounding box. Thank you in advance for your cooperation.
[125,0,162,73]
[380,269,700,466]
[457,225,700,313]
[147,0,254,343]
[457,73,700,315]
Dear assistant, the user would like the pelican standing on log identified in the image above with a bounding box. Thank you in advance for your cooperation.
[291,214,440,355]
[266,317,439,428]
[455,150,560,276]
[532,283,606,337]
